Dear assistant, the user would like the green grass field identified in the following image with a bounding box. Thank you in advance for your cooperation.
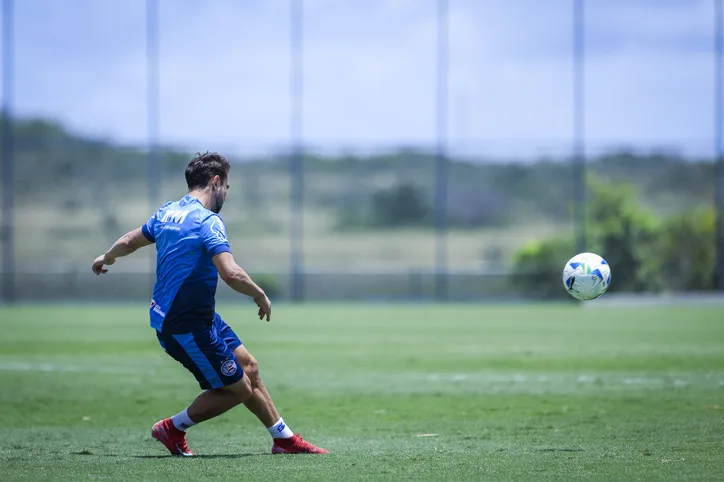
[1,303,723,481]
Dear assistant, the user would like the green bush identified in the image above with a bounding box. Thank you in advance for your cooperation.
[658,208,715,291]
[336,183,431,230]
[585,178,663,293]
[510,176,715,296]
[510,237,574,299]
[370,184,430,227]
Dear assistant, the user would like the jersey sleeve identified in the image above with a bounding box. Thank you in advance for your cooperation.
[142,214,157,243]
[141,201,172,243]
[200,215,232,257]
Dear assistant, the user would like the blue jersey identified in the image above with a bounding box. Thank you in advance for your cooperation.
[141,195,231,333]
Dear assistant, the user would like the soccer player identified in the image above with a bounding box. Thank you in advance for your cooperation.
[91,152,328,456]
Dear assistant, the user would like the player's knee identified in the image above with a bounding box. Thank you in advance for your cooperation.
[223,374,253,403]
[245,357,259,381]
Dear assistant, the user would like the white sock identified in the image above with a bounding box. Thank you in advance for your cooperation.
[171,408,197,432]
[267,418,294,439]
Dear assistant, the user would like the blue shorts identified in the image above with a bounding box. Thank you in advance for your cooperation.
[157,313,244,390]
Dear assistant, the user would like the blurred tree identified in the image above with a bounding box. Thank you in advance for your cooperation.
[511,176,675,296]
[585,177,663,292]
[658,208,715,291]
[511,236,575,299]
[369,184,430,227]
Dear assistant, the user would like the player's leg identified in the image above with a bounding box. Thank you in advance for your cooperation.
[212,314,279,426]
[232,345,329,454]
[185,372,253,423]
[215,315,329,454]
[152,327,252,456]
[232,345,280,423]
[152,375,253,457]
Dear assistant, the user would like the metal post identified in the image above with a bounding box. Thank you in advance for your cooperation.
[146,0,159,287]
[434,0,449,301]
[573,0,586,254]
[715,0,724,290]
[290,0,304,302]
[1,0,14,303]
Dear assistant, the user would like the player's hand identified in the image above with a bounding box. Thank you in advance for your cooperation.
[91,254,115,275]
[254,294,271,322]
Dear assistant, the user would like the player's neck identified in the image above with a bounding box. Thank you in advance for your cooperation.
[188,189,213,211]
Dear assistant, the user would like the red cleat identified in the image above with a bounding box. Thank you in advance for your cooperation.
[151,418,195,457]
[272,434,329,454]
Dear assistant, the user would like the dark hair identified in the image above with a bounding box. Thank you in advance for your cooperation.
[185,151,230,190]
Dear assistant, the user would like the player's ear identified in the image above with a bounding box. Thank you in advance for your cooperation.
[211,175,221,189]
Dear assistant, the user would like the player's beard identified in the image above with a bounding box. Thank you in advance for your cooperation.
[211,189,225,214]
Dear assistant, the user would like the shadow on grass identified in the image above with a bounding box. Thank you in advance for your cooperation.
[134,453,267,459]
[72,451,268,459]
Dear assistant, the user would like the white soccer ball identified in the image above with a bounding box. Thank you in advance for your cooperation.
[562,252,611,301]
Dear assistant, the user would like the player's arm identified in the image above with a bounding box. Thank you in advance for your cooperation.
[91,227,153,275]
[213,252,271,321]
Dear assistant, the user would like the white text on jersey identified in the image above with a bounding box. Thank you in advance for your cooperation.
[161,210,191,224]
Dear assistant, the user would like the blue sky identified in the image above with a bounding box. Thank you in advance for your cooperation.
[1,0,722,158]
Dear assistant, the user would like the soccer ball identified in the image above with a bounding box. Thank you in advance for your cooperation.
[562,252,611,301]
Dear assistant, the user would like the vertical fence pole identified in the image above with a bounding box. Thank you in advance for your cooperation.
[434,0,449,301]
[290,0,304,301]
[146,0,159,290]
[573,0,586,254]
[715,0,724,290]
[1,0,14,303]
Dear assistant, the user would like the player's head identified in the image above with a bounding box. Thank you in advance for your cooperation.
[185,151,230,214]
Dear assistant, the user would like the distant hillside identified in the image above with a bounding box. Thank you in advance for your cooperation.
[1,115,717,276]
[2,115,714,230]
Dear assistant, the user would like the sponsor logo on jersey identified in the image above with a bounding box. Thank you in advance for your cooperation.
[161,209,191,224]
